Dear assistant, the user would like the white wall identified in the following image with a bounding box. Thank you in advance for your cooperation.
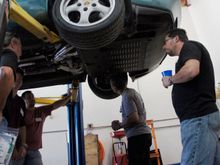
[20,1,220,164]
[184,0,220,84]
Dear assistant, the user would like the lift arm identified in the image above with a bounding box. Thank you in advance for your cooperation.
[35,97,60,104]
[9,0,60,43]
[34,81,79,104]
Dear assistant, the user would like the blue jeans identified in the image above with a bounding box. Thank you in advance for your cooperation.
[180,111,220,165]
[9,158,25,165]
[24,150,43,165]
[0,117,8,129]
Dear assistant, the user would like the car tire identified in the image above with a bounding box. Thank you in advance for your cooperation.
[88,75,119,99]
[52,0,125,49]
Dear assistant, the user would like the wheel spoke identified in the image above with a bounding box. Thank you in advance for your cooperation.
[66,3,79,14]
[60,0,115,26]
[79,10,91,24]
[96,2,111,15]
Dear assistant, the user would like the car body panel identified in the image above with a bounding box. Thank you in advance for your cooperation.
[16,0,48,21]
[132,0,179,10]
[131,0,181,24]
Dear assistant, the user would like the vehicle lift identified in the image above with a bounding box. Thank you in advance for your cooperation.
[66,81,86,165]
[35,81,86,165]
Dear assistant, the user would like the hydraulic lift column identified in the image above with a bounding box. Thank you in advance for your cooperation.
[67,81,86,165]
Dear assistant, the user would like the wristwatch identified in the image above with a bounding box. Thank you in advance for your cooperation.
[169,77,174,85]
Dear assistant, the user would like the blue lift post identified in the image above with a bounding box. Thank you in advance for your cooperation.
[67,81,86,165]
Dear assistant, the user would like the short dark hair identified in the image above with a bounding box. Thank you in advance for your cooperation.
[3,31,20,47]
[16,67,24,77]
[166,28,188,42]
[21,91,32,99]
[110,73,128,91]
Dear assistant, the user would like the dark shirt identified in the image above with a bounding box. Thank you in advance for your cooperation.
[0,48,18,78]
[3,95,26,148]
[1,49,19,128]
[121,88,151,138]
[3,95,26,128]
[25,105,53,150]
[172,41,218,122]
[3,91,13,121]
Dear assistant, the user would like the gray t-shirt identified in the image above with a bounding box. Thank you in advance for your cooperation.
[120,88,151,138]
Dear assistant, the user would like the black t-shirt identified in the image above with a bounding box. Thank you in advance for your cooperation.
[3,95,26,128]
[172,41,218,122]
[0,48,18,78]
[3,95,26,149]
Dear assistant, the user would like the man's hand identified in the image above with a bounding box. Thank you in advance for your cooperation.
[11,149,20,160]
[162,76,172,88]
[18,146,27,158]
[111,120,121,131]
[11,146,27,160]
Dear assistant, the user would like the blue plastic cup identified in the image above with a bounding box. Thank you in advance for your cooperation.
[161,70,172,77]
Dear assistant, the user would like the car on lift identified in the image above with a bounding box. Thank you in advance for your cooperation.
[8,0,181,99]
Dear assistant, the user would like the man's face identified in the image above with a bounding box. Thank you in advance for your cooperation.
[25,92,35,108]
[162,35,176,57]
[10,37,22,59]
[14,38,22,59]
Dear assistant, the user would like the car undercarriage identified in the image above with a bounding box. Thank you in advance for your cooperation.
[8,0,181,99]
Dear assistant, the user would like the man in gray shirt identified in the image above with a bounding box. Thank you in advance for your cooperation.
[110,73,152,165]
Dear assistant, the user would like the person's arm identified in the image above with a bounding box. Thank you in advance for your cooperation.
[11,148,20,160]
[18,126,27,157]
[171,59,200,83]
[162,59,200,88]
[51,94,71,110]
[111,111,141,131]
[0,66,14,119]
[35,93,72,114]
[20,126,27,147]
[12,127,27,159]
[120,111,140,129]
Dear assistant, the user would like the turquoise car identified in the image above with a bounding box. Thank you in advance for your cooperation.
[9,0,181,99]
